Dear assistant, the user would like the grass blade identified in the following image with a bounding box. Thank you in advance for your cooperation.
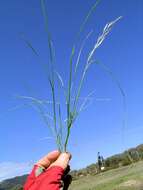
[58,103,64,151]
[78,0,101,38]
[40,0,54,64]
[74,30,93,75]
[79,90,96,112]
[73,16,123,116]
[20,34,39,57]
[92,60,127,145]
[87,16,122,62]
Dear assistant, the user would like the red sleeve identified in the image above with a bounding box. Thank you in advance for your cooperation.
[24,165,64,190]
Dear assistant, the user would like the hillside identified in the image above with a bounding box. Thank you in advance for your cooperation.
[0,144,143,190]
[69,161,143,190]
[70,144,143,179]
[0,175,27,190]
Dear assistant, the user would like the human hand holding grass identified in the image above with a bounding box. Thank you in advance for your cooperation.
[21,1,125,189]
[24,150,72,190]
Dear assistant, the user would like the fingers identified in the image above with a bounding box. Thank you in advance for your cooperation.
[36,150,61,168]
[36,151,72,171]
[50,152,72,170]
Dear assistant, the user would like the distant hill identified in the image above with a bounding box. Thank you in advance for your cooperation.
[70,144,143,179]
[0,144,143,190]
[0,175,27,190]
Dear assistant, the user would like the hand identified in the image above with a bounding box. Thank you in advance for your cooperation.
[24,150,72,190]
[37,150,71,170]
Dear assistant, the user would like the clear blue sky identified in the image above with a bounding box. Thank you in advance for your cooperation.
[0,0,143,181]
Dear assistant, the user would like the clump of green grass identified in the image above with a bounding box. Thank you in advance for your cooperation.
[18,0,125,152]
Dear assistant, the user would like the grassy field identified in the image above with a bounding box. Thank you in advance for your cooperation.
[69,161,143,190]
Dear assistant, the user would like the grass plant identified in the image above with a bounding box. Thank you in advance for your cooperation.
[18,0,125,152]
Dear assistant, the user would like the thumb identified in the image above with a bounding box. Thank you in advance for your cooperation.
[50,152,71,170]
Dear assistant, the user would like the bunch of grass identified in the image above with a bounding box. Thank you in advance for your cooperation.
[18,0,126,152]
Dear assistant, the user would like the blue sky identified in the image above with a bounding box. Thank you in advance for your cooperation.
[0,0,143,181]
